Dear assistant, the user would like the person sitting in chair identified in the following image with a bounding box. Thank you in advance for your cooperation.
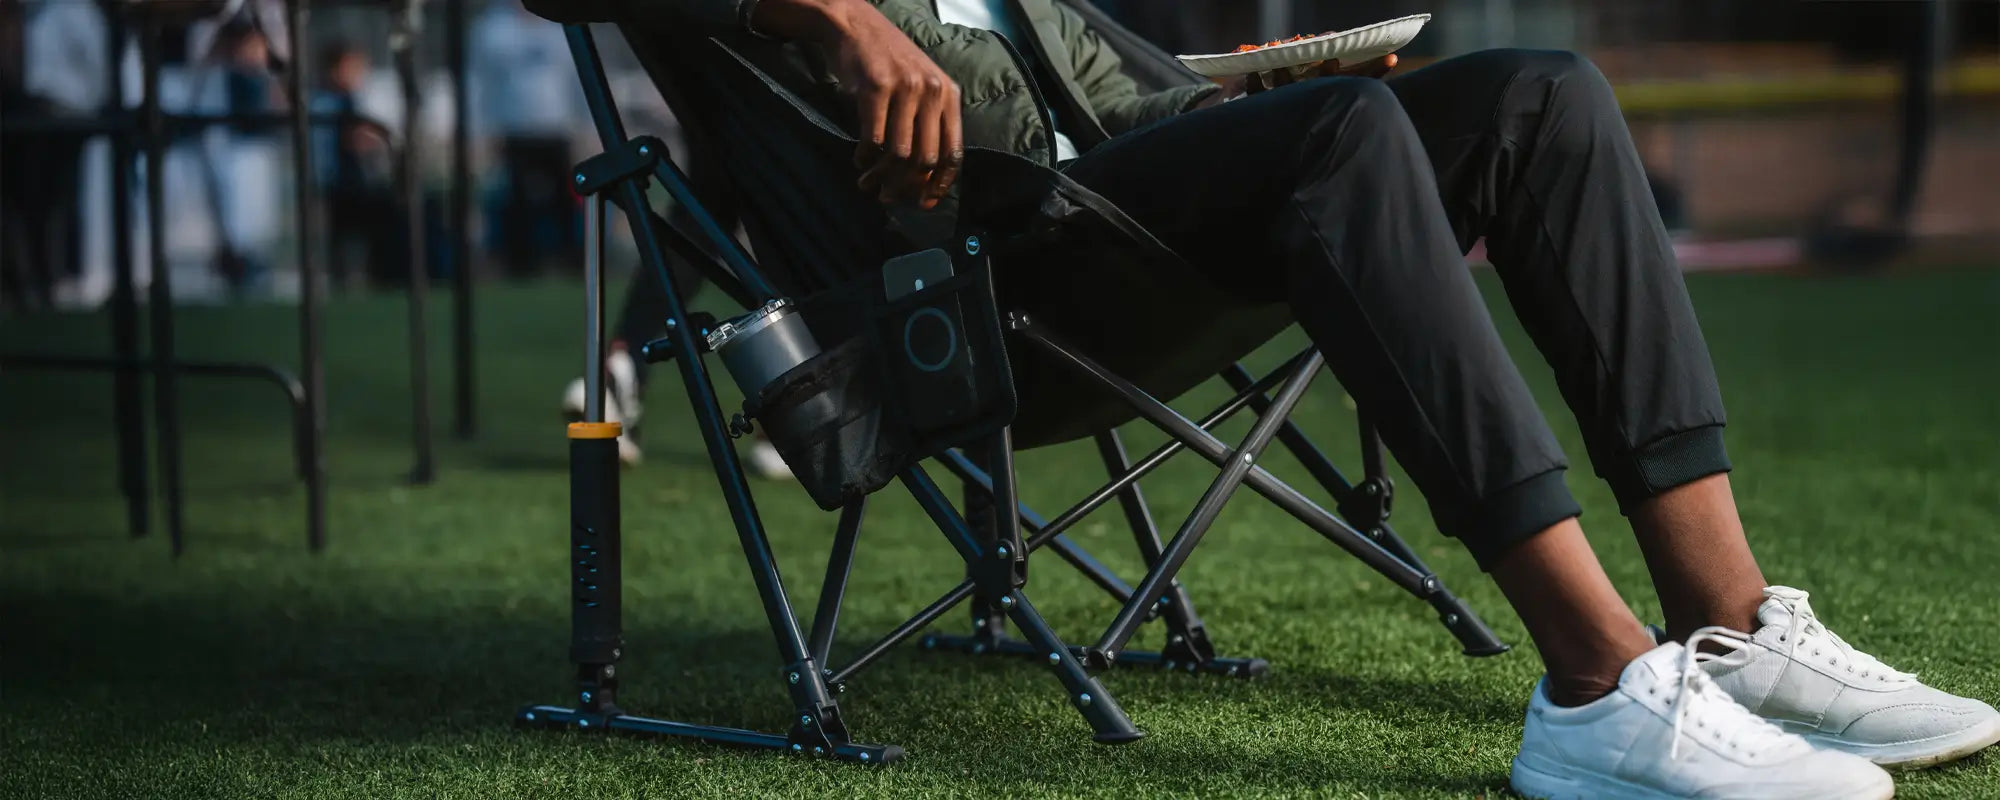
[525,0,1999,796]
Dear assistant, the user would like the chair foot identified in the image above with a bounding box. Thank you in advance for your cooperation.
[514,705,904,764]
[919,633,1269,679]
[1093,728,1148,745]
[1426,588,1511,657]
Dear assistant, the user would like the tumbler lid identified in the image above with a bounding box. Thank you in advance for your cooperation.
[704,299,795,352]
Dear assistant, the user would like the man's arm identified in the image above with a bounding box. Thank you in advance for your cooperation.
[522,0,962,209]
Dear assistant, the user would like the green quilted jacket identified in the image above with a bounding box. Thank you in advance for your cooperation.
[523,0,1218,163]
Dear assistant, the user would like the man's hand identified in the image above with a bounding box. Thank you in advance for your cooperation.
[1245,53,1398,94]
[751,0,962,209]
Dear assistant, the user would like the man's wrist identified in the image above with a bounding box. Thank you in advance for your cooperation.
[749,0,869,43]
[1194,77,1247,109]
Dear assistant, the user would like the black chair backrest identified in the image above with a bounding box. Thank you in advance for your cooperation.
[1058,0,1210,93]
[611,10,1294,447]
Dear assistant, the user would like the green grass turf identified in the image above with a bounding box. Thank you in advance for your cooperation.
[4,269,1999,799]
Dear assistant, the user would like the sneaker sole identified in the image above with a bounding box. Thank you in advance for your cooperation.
[1510,756,1895,800]
[1510,758,1682,800]
[1807,714,2000,770]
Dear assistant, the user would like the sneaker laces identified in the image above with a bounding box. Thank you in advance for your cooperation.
[1667,626,1799,760]
[1765,587,1916,684]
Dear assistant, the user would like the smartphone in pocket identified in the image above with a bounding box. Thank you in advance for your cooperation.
[882,249,957,301]
[879,248,977,434]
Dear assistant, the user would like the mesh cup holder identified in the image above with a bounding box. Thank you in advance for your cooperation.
[747,337,911,511]
[746,252,1015,511]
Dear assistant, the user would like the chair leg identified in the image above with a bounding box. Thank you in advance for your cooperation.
[1218,363,1510,657]
[516,26,900,764]
[960,451,1013,650]
[896,459,1143,743]
[1094,431,1268,677]
[807,500,867,668]
[922,448,1268,678]
[1083,351,1326,667]
[1016,318,1508,657]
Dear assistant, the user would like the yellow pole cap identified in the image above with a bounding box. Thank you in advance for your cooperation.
[567,421,624,439]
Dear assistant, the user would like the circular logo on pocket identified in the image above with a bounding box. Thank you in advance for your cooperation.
[903,307,959,373]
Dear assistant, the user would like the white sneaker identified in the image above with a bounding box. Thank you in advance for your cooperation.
[604,348,644,427]
[1511,630,1893,800]
[1705,586,2000,769]
[744,437,793,481]
[560,349,644,466]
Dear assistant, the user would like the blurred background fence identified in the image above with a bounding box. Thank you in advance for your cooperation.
[4,0,1996,313]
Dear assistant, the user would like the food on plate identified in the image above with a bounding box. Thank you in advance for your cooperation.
[1231,33,1333,53]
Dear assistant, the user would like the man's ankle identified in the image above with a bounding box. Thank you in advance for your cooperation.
[1662,600,1763,642]
[1543,674,1621,708]
[1543,623,1657,708]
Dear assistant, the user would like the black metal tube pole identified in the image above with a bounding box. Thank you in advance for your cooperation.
[644,161,776,302]
[140,11,186,556]
[898,466,986,564]
[106,1,148,539]
[1017,322,1429,592]
[1224,366,1435,574]
[1220,362,1351,495]
[1359,411,1386,480]
[1095,430,1209,643]
[1003,589,1142,743]
[397,1,435,485]
[827,580,975,686]
[933,450,1136,601]
[446,0,475,439]
[564,25,815,671]
[808,500,867,668]
[1092,353,1323,659]
[1020,350,1307,552]
[287,0,329,551]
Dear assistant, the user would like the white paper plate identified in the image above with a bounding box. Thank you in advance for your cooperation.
[1175,14,1432,79]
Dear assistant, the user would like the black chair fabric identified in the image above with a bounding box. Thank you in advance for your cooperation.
[615,8,1292,447]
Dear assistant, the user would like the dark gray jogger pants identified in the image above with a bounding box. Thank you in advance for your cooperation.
[1061,49,1730,567]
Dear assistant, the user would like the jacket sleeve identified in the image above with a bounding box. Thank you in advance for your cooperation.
[1053,2,1217,137]
[521,0,758,31]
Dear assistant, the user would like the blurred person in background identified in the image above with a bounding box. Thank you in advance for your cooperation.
[5,0,105,311]
[471,0,584,279]
[0,0,41,310]
[311,41,411,290]
[205,17,284,295]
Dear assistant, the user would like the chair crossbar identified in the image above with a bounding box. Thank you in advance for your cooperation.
[935,346,1311,564]
[921,346,1379,676]
[829,577,975,685]
[1089,349,1326,661]
[1219,363,1439,577]
[1010,315,1511,657]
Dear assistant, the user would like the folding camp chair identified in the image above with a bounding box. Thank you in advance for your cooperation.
[515,9,1508,764]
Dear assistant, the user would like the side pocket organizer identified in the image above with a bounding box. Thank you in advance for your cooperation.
[747,337,912,511]
[867,254,1018,457]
